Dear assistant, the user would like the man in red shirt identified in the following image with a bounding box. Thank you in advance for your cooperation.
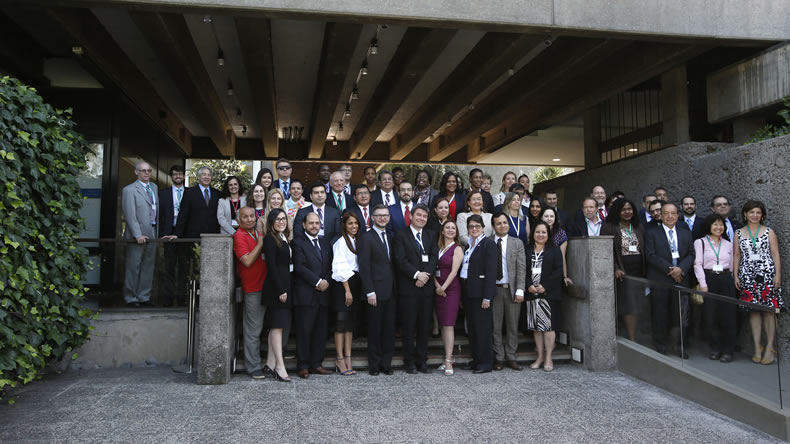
[234,206,267,379]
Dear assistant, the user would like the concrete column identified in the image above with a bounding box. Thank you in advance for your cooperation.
[562,236,617,371]
[584,105,602,169]
[197,234,236,385]
[661,65,690,146]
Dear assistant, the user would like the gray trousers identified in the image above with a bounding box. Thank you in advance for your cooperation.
[243,291,266,373]
[492,286,521,361]
[124,242,156,303]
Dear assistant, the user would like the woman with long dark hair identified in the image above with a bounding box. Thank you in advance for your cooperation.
[434,172,465,221]
[527,198,543,232]
[261,208,293,382]
[256,167,274,192]
[246,184,267,233]
[540,207,572,287]
[331,211,362,375]
[217,175,246,234]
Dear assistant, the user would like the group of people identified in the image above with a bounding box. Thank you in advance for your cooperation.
[121,159,783,381]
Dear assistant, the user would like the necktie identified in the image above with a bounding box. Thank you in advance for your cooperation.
[344,184,350,195]
[497,238,504,280]
[385,193,391,206]
[204,188,210,206]
[669,229,677,266]
[363,207,370,228]
[174,187,183,226]
[404,205,411,227]
[416,231,423,253]
[282,181,289,199]
[316,208,324,230]
[686,218,693,230]
[598,208,606,221]
[336,193,344,211]
[313,238,322,260]
[145,184,156,220]
[381,231,389,259]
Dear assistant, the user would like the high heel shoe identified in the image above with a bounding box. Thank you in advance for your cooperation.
[274,368,291,382]
[761,347,776,365]
[335,358,353,376]
[753,345,764,363]
[443,358,454,376]
[263,365,276,378]
[345,356,357,375]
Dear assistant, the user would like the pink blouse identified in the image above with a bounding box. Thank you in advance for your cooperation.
[693,236,734,288]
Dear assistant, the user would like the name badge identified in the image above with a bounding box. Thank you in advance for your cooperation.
[436,270,441,278]
[151,204,157,211]
[231,220,239,228]
[712,264,724,272]
[628,245,638,252]
[479,275,485,279]
[671,251,680,259]
[289,264,294,272]
[748,253,760,262]
[531,267,541,275]
[421,254,429,263]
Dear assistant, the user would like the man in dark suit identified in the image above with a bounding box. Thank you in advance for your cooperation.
[325,171,353,214]
[393,204,438,374]
[460,214,498,373]
[294,182,341,242]
[644,199,664,231]
[544,191,570,230]
[358,204,397,376]
[174,165,220,238]
[645,202,695,357]
[317,163,332,195]
[679,195,704,239]
[569,197,603,237]
[639,193,657,226]
[710,195,742,242]
[272,158,293,200]
[468,168,495,213]
[349,185,373,231]
[370,170,400,208]
[291,212,333,378]
[158,165,189,306]
[386,180,414,234]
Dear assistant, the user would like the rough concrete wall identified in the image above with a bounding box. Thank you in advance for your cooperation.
[535,134,790,359]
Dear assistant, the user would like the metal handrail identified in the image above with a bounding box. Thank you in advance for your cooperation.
[76,238,202,243]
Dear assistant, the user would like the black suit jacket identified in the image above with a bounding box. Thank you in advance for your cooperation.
[325,190,353,213]
[526,245,564,300]
[262,234,293,307]
[157,186,179,237]
[370,189,400,208]
[645,224,695,286]
[349,203,373,231]
[291,236,333,307]
[569,214,588,237]
[174,185,220,238]
[393,228,438,297]
[464,237,498,301]
[358,228,396,301]
[272,178,292,199]
[293,204,341,242]
[678,215,705,240]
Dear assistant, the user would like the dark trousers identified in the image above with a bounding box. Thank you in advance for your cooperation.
[366,297,396,372]
[295,303,328,370]
[703,271,738,354]
[161,242,191,305]
[464,290,494,370]
[399,293,433,368]
[650,287,683,348]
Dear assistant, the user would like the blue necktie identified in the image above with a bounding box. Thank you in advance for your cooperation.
[416,231,423,254]
[669,229,677,266]
[282,181,289,199]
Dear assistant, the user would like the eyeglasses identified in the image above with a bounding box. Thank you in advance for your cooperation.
[277,166,291,170]
[274,217,287,222]
[373,214,390,218]
[137,169,152,173]
[468,224,483,229]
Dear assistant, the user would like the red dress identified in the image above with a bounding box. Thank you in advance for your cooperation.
[435,244,461,326]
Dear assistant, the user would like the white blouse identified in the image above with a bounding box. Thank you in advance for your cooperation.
[332,236,359,282]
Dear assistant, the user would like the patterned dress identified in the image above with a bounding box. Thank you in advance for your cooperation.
[737,227,784,309]
[526,249,552,331]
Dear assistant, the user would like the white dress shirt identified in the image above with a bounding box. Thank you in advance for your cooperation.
[311,203,326,236]
[332,236,358,282]
[380,189,396,207]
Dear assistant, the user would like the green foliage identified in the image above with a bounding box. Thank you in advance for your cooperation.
[746,97,790,144]
[188,159,253,189]
[0,76,94,399]
[533,167,564,183]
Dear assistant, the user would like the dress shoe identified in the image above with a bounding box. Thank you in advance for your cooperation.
[139,301,152,307]
[296,369,310,379]
[309,367,332,375]
[126,302,140,308]
[406,366,418,375]
[249,369,266,379]
[274,370,292,382]
[719,354,734,363]
[461,362,476,371]
[381,369,394,375]
[417,366,432,374]
[709,352,722,360]
[368,370,380,376]
[506,360,523,371]
[263,365,276,378]
[473,368,492,374]
[493,360,504,371]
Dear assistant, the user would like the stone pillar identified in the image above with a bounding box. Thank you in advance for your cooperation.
[197,234,235,385]
[661,65,690,146]
[562,236,617,371]
[584,105,602,169]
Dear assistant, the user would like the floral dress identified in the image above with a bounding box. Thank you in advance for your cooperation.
[737,227,783,309]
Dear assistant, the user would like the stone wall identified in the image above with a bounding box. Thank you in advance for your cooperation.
[534,134,790,359]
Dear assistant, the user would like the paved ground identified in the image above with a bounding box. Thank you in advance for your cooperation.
[0,365,779,443]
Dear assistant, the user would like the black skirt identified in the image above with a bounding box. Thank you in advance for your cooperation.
[332,272,361,313]
[617,254,643,315]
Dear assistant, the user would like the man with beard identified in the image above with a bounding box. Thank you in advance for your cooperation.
[387,180,415,234]
[159,165,189,306]
[679,195,703,239]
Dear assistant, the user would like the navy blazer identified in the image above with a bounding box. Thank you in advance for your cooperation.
[358,228,396,301]
[174,185,220,238]
[272,178,292,200]
[262,234,293,307]
[644,224,695,286]
[526,245,564,301]
[392,228,438,297]
[293,204,341,242]
[157,186,178,237]
[677,215,704,240]
[464,237,498,302]
[386,203,409,235]
[291,236,333,307]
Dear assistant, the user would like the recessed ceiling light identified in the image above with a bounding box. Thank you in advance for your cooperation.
[628,148,638,152]
[552,158,561,162]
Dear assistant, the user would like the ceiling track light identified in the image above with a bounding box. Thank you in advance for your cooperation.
[338,121,344,132]
[226,81,234,96]
[202,15,212,23]
[369,38,378,55]
[332,136,338,146]
[351,88,359,101]
[469,103,476,110]
[217,49,225,66]
[242,125,247,135]
[360,60,369,76]
[344,106,351,117]
[507,67,515,77]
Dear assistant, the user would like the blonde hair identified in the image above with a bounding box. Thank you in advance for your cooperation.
[266,188,286,211]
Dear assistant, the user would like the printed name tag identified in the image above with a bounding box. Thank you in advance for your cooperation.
[435,270,441,278]
[671,251,680,259]
[231,220,239,227]
[151,204,157,211]
[422,254,429,263]
[531,267,541,275]
[479,275,485,279]
[289,264,294,272]
[748,253,760,262]
[712,264,724,272]
[628,245,638,252]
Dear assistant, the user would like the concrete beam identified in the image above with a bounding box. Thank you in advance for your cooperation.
[70,0,790,42]
[707,43,790,123]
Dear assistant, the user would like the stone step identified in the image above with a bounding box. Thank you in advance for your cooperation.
[277,332,538,352]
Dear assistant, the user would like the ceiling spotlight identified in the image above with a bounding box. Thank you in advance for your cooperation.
[507,67,515,77]
[344,106,351,117]
[360,60,369,76]
[217,49,225,66]
[202,15,212,23]
[552,158,561,162]
[446,120,452,127]
[469,103,476,110]
[332,136,338,146]
[242,125,247,135]
[370,39,378,55]
[226,82,234,96]
[71,46,84,56]
[351,88,359,100]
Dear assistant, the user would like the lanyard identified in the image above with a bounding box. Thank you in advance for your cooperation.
[439,242,455,257]
[586,218,601,236]
[246,229,258,242]
[746,225,761,250]
[705,235,721,264]
[625,223,633,240]
[508,214,520,237]
[230,198,241,214]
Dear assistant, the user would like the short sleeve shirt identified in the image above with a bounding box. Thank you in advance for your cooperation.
[233,229,267,293]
